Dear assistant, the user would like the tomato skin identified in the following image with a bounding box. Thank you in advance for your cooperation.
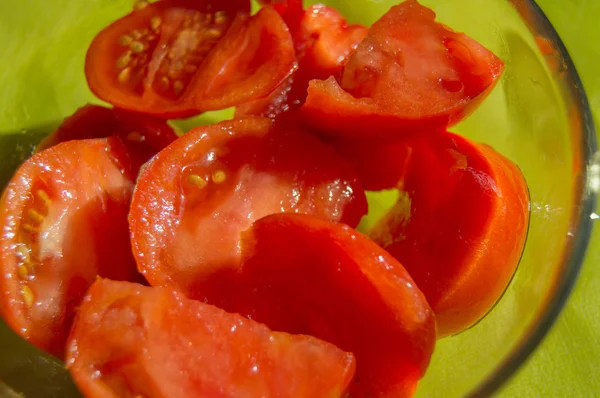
[130,117,367,302]
[301,0,504,140]
[221,213,436,397]
[369,132,530,337]
[86,1,296,118]
[35,104,177,156]
[237,5,367,119]
[0,138,143,358]
[327,137,415,191]
[66,279,356,398]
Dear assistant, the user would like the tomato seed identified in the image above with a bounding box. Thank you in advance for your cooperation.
[21,286,34,307]
[36,190,51,206]
[116,54,131,69]
[27,209,45,223]
[133,0,148,11]
[127,131,144,143]
[16,245,31,263]
[118,67,132,83]
[211,170,227,184]
[215,11,228,25]
[118,35,133,46]
[22,224,36,233]
[130,41,145,54]
[151,17,162,31]
[17,265,28,280]
[206,29,222,40]
[173,81,184,96]
[187,174,208,189]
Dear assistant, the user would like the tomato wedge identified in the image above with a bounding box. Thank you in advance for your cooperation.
[130,117,367,301]
[36,104,178,155]
[218,213,435,397]
[328,138,415,191]
[66,279,356,398]
[0,138,143,358]
[369,132,529,337]
[301,0,504,140]
[86,1,296,118]
[237,4,367,119]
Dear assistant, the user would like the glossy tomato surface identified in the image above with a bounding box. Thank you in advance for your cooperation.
[36,104,177,156]
[237,4,367,119]
[0,138,142,358]
[370,132,530,337]
[66,279,356,398]
[301,0,504,140]
[86,1,296,118]
[226,213,436,397]
[129,117,367,301]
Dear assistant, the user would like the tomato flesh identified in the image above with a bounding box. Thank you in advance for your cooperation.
[66,279,356,398]
[35,104,178,157]
[130,117,367,301]
[301,0,505,140]
[216,213,435,397]
[0,138,143,358]
[86,1,296,118]
[369,132,530,337]
[237,4,367,119]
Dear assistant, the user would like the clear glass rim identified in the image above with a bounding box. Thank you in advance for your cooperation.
[469,0,598,396]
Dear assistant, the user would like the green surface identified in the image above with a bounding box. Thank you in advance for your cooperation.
[0,0,597,397]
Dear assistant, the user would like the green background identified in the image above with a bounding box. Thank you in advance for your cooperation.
[0,0,598,396]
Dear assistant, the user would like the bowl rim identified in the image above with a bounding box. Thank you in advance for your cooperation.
[470,0,598,396]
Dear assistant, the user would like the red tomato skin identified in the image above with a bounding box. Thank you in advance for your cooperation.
[86,2,296,118]
[0,138,143,358]
[237,5,367,119]
[223,213,436,397]
[300,0,504,140]
[66,279,356,398]
[35,104,178,156]
[129,117,367,302]
[370,132,529,337]
[327,137,415,191]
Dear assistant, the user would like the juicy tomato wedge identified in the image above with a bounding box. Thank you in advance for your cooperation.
[237,4,367,119]
[35,104,178,156]
[301,0,505,140]
[130,117,367,302]
[0,138,143,358]
[66,279,356,398]
[369,132,530,337]
[328,138,415,191]
[220,213,435,397]
[86,1,296,118]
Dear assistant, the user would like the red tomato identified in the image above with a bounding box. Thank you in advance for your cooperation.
[35,104,177,156]
[369,132,529,337]
[86,1,296,118]
[301,0,505,140]
[237,5,367,119]
[0,138,143,358]
[221,213,435,397]
[328,138,415,191]
[66,279,356,398]
[129,117,367,302]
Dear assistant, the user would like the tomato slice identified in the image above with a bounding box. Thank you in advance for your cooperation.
[66,279,356,398]
[86,1,296,118]
[328,138,415,191]
[218,213,435,397]
[369,132,530,337]
[237,5,367,119]
[0,138,143,358]
[130,117,367,301]
[35,104,178,156]
[301,0,505,140]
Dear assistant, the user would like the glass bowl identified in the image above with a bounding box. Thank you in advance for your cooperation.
[0,0,596,397]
